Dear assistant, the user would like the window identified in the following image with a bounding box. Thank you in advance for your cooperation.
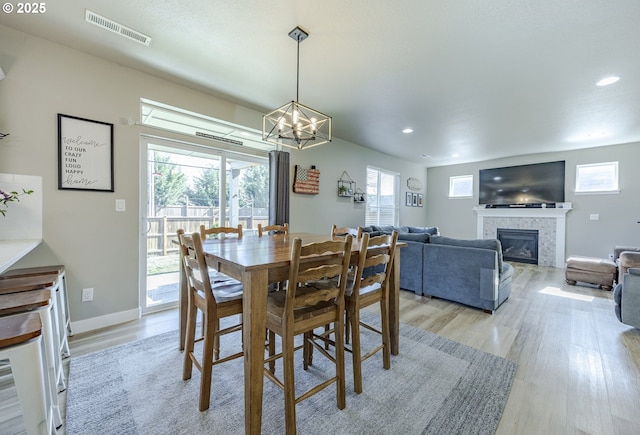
[449,175,473,198]
[365,166,399,226]
[575,162,619,193]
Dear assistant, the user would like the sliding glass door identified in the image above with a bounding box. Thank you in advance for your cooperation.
[139,137,268,313]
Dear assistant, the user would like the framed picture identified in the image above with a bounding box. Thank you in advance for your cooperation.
[406,192,413,206]
[58,114,114,192]
[412,193,418,206]
[418,194,423,207]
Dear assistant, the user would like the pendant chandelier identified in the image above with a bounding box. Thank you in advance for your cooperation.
[262,26,332,150]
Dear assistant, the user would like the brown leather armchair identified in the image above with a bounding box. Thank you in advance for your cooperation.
[614,246,640,283]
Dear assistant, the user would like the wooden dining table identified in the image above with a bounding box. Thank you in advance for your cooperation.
[177,232,404,435]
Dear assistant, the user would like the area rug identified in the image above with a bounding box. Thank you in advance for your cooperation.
[66,312,516,435]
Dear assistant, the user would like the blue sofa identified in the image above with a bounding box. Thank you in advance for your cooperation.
[363,226,513,313]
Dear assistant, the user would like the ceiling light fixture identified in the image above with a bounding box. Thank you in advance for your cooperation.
[596,76,620,86]
[262,26,332,150]
[402,128,414,134]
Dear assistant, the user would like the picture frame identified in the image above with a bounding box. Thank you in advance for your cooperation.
[412,193,418,206]
[418,194,423,207]
[58,114,114,192]
[406,192,413,206]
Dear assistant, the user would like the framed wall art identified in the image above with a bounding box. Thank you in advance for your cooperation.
[58,114,114,192]
[406,192,413,206]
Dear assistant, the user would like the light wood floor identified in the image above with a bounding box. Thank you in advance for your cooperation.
[5,263,640,434]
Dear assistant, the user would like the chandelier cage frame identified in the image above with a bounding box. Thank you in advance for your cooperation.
[262,26,332,150]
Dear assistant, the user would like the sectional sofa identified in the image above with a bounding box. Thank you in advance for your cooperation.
[362,225,513,313]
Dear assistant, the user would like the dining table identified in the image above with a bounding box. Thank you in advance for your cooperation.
[177,231,404,435]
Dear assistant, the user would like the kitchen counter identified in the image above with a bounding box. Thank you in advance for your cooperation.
[0,239,42,274]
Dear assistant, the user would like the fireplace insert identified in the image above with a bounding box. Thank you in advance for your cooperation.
[497,228,539,264]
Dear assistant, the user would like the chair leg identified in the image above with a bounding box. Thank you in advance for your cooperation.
[344,309,351,345]
[183,301,198,380]
[380,298,391,370]
[213,318,220,361]
[199,311,215,411]
[283,331,297,435]
[350,307,363,394]
[268,330,276,374]
[303,331,313,370]
[334,316,346,410]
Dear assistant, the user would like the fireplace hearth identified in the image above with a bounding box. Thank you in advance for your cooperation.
[497,228,539,265]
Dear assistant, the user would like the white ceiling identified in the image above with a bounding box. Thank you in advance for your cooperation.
[2,0,639,167]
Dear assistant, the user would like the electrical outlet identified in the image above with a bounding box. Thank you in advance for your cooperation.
[589,214,599,221]
[81,287,94,302]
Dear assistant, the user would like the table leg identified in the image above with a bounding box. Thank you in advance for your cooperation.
[243,269,268,435]
[389,249,401,355]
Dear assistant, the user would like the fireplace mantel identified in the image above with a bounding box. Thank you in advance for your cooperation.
[473,205,572,268]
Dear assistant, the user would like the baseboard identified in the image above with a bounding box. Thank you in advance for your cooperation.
[70,307,141,335]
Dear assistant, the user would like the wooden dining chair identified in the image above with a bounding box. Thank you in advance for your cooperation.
[264,235,352,435]
[179,231,244,411]
[331,224,362,240]
[344,230,398,394]
[200,224,243,240]
[257,223,289,237]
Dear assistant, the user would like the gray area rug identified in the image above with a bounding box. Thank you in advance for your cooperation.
[66,312,516,434]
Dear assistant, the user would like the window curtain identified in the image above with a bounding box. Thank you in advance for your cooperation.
[269,150,290,225]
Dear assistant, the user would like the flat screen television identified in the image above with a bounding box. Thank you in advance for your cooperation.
[479,161,565,207]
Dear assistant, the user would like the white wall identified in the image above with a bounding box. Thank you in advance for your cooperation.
[425,142,640,259]
[0,25,426,329]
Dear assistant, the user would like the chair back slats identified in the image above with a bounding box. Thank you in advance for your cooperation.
[179,232,217,308]
[258,223,289,237]
[331,225,362,240]
[286,236,352,313]
[353,232,398,297]
[200,224,243,240]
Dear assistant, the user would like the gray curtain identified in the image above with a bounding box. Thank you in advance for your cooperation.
[269,150,290,225]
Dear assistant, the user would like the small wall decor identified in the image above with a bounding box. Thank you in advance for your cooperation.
[412,193,418,206]
[407,177,422,191]
[418,194,423,207]
[354,187,366,203]
[293,164,320,194]
[58,114,114,192]
[406,192,413,206]
[337,171,355,197]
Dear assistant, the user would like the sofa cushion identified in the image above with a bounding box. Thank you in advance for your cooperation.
[614,282,623,306]
[372,225,409,234]
[397,233,430,243]
[430,236,503,271]
[408,226,439,235]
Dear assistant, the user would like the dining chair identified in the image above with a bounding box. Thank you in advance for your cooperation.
[200,224,243,240]
[179,231,244,412]
[257,223,289,237]
[264,235,352,435]
[331,224,362,240]
[344,230,398,394]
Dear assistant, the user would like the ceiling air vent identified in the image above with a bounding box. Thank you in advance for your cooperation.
[85,10,151,46]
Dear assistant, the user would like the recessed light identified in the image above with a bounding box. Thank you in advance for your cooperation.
[596,76,620,86]
[402,128,414,134]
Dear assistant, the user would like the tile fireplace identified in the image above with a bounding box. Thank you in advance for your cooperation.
[474,206,571,268]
